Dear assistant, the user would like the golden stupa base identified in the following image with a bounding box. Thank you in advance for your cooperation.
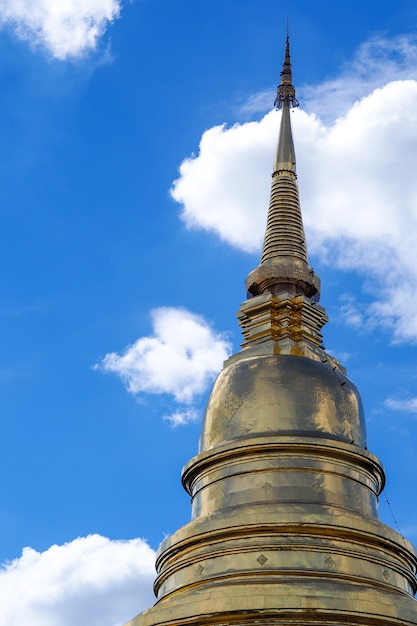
[125,503,417,626]
[126,582,417,626]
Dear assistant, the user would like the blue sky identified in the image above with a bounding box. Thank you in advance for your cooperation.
[0,1,417,624]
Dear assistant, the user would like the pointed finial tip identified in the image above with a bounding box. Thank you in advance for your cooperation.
[274,33,299,110]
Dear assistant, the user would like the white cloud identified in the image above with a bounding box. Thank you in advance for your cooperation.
[236,89,275,116]
[385,397,417,414]
[97,307,231,411]
[337,294,366,330]
[0,0,121,59]
[171,116,274,253]
[0,534,155,626]
[163,408,199,427]
[171,35,417,343]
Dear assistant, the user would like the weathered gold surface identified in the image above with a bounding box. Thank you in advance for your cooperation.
[237,290,328,354]
[124,37,417,626]
[198,354,366,451]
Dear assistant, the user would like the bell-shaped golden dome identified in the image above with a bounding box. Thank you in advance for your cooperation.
[200,354,366,452]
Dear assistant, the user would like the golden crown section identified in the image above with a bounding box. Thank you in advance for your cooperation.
[236,289,344,370]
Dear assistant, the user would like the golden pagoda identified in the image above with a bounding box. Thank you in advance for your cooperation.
[125,38,417,626]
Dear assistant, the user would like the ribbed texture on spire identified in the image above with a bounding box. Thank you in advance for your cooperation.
[261,170,308,264]
[246,36,320,300]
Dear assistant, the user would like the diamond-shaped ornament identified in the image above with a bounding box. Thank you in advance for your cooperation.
[257,554,268,566]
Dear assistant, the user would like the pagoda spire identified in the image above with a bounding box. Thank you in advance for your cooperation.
[125,36,417,626]
[246,36,320,301]
[273,35,298,172]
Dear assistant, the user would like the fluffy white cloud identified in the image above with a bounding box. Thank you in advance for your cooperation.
[0,534,155,626]
[171,115,274,252]
[0,0,121,59]
[171,37,417,343]
[97,308,231,420]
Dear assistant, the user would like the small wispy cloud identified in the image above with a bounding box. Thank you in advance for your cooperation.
[96,307,231,424]
[302,34,417,121]
[236,89,275,116]
[0,0,121,60]
[337,295,365,330]
[385,397,417,413]
[163,408,199,427]
[325,348,352,363]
